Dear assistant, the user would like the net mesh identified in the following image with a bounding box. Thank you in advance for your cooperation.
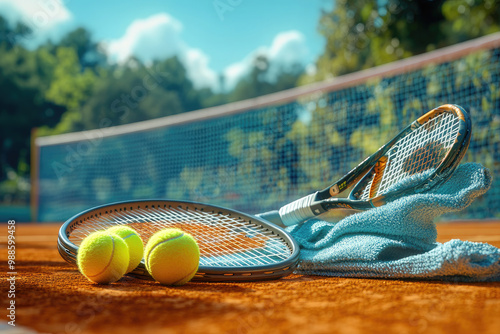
[35,34,500,221]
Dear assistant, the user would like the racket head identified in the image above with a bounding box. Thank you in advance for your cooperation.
[348,104,471,204]
[58,199,300,282]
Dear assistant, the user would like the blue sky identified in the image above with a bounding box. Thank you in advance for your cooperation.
[0,0,333,90]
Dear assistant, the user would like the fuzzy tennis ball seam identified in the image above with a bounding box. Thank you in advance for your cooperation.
[85,237,117,279]
[145,232,185,269]
[172,266,199,286]
[106,225,144,273]
[144,228,200,286]
[77,231,129,284]
[145,231,199,285]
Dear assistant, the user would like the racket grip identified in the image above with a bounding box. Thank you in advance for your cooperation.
[278,193,317,226]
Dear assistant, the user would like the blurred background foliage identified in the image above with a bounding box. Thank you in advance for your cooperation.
[1,0,499,218]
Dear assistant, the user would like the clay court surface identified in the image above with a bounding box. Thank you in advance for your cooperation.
[1,221,499,334]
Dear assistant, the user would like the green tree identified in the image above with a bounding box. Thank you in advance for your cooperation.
[228,55,304,102]
[0,16,31,50]
[37,47,98,135]
[53,27,107,69]
[0,44,64,181]
[153,56,203,112]
[74,56,202,130]
[301,0,500,84]
[46,47,98,109]
[441,0,500,42]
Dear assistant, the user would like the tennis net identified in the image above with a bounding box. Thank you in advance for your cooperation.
[33,33,500,222]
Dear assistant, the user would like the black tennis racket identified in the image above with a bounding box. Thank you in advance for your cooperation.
[58,200,300,282]
[257,104,471,226]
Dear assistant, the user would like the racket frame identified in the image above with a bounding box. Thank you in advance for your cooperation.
[347,104,472,205]
[259,104,471,226]
[58,199,301,282]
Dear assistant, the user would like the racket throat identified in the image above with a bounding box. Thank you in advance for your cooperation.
[368,156,388,197]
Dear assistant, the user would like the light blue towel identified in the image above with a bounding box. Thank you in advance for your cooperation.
[289,163,500,282]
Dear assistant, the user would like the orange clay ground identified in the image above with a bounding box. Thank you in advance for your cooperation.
[1,222,499,334]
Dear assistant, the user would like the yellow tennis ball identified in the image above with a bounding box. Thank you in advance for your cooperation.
[106,225,144,273]
[144,228,200,286]
[77,231,129,284]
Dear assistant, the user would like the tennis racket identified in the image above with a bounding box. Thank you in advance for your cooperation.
[59,104,470,282]
[58,200,300,282]
[257,104,471,227]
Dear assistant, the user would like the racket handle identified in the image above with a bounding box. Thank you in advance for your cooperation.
[258,193,318,227]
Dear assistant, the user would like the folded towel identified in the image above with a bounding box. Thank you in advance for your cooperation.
[290,163,499,282]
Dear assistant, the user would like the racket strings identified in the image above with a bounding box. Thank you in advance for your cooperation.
[68,205,292,267]
[135,207,283,266]
[369,156,388,198]
[119,209,260,266]
[360,112,460,199]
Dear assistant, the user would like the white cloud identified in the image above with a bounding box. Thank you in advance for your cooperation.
[0,3,311,93]
[223,53,256,90]
[184,48,219,89]
[0,0,73,45]
[305,63,317,76]
[223,30,309,90]
[106,14,309,92]
[105,13,218,90]
[107,13,183,64]
[269,31,308,66]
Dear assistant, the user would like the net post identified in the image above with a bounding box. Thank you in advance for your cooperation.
[30,127,40,223]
